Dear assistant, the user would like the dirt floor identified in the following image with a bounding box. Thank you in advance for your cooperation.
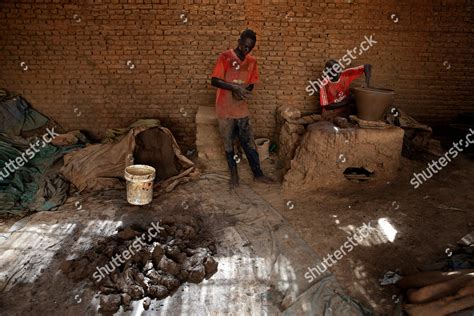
[1,149,473,315]
[0,174,370,315]
[237,153,473,315]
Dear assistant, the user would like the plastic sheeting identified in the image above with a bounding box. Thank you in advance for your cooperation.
[61,121,196,192]
[0,96,49,135]
[0,174,371,315]
[0,133,82,214]
[0,95,82,214]
[151,174,372,316]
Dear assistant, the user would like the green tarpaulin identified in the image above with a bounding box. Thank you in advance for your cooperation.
[0,94,84,214]
[0,133,82,214]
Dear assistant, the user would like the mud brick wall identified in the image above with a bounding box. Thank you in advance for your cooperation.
[0,1,472,146]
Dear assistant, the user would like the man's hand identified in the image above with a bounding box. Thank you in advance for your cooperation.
[232,84,252,100]
[211,77,253,101]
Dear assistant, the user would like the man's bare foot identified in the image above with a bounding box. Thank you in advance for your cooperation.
[254,175,274,184]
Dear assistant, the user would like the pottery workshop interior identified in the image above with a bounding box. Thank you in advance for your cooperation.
[0,1,473,315]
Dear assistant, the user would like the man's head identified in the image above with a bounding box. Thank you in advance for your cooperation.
[325,59,341,81]
[238,29,257,56]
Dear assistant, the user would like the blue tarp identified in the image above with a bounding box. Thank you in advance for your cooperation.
[0,95,83,214]
[0,96,49,135]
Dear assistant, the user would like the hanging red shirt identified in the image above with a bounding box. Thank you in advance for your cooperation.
[211,49,259,119]
[319,65,365,109]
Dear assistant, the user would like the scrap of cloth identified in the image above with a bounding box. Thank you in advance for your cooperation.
[0,96,49,135]
[0,133,82,214]
[103,119,161,143]
[61,120,196,192]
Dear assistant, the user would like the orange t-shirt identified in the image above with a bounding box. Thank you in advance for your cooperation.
[319,65,365,108]
[211,49,259,119]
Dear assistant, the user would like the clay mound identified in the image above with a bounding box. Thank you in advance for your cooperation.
[283,121,404,190]
[61,218,218,314]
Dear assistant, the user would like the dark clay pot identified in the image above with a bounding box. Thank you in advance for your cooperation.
[353,87,395,121]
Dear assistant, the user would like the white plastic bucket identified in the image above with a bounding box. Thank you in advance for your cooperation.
[124,164,156,205]
[255,138,270,161]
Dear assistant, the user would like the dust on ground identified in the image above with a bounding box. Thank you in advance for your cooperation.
[1,150,472,315]
[238,154,473,315]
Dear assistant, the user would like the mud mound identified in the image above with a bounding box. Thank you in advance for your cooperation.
[61,217,218,314]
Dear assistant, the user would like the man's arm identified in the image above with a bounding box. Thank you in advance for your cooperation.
[211,77,252,100]
[325,97,352,110]
[364,64,372,87]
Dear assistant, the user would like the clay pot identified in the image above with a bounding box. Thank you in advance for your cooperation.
[353,87,395,121]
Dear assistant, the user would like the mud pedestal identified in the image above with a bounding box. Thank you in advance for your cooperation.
[283,121,404,190]
[195,106,226,170]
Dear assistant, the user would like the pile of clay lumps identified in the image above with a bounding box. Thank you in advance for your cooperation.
[62,218,218,314]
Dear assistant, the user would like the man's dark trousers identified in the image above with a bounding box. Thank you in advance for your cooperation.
[218,117,263,178]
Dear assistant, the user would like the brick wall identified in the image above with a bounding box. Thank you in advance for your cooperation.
[0,0,472,146]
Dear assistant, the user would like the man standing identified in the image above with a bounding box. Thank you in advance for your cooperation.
[211,29,273,188]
